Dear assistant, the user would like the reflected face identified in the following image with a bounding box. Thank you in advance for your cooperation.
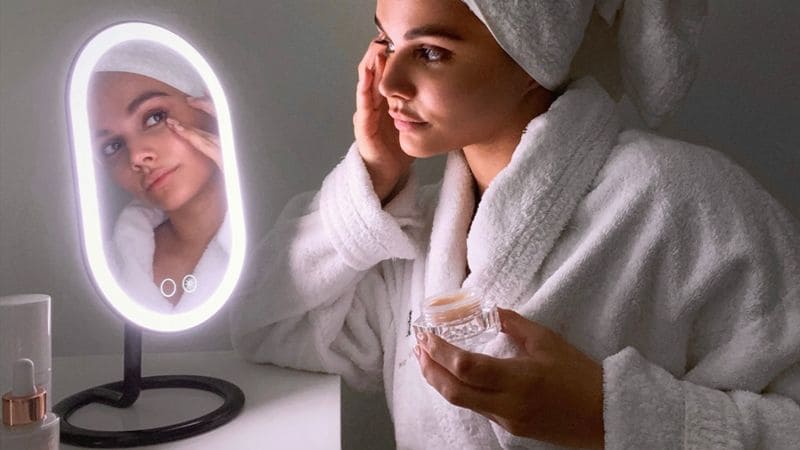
[89,72,218,212]
[375,0,535,157]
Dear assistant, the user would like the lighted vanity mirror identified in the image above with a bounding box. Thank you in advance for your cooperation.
[67,22,245,332]
[58,22,246,447]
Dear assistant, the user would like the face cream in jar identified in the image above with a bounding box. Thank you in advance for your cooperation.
[412,288,499,349]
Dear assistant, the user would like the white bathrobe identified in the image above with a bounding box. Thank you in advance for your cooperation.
[109,202,231,314]
[230,78,800,449]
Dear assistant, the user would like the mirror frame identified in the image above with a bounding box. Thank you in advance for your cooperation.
[67,22,246,332]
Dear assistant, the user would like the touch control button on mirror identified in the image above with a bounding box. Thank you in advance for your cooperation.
[160,278,177,298]
[182,275,198,293]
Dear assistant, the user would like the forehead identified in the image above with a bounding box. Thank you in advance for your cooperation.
[89,72,179,111]
[89,72,181,106]
[375,0,486,38]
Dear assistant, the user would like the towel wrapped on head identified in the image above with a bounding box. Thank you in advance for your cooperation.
[460,0,708,127]
[93,39,208,97]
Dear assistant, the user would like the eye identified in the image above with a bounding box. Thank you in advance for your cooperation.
[416,46,449,63]
[144,110,167,127]
[100,140,124,158]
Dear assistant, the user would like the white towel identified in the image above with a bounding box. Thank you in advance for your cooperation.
[93,40,207,97]
[460,0,707,126]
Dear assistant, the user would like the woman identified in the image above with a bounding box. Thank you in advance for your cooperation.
[89,41,229,313]
[231,0,800,448]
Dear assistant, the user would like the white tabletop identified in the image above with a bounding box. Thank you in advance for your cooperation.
[53,351,341,449]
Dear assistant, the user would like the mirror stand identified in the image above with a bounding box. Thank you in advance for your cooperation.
[53,322,245,448]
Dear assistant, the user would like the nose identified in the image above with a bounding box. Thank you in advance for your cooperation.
[128,136,158,171]
[378,53,415,101]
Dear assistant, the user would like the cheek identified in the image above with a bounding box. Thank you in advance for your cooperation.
[424,67,507,125]
[179,145,217,181]
[150,131,193,161]
[111,166,141,195]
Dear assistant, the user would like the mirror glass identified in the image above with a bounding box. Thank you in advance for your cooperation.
[68,23,245,332]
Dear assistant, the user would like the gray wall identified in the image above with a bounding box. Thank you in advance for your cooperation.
[1,0,798,448]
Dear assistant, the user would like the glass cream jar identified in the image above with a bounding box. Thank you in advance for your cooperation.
[413,288,499,349]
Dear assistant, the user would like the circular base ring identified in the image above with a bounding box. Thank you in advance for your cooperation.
[54,375,245,448]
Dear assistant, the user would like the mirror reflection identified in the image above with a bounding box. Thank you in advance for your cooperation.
[88,40,229,314]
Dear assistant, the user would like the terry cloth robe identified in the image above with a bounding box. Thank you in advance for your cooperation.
[109,201,231,314]
[230,77,800,449]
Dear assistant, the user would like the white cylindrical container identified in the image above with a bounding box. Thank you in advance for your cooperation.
[0,294,52,410]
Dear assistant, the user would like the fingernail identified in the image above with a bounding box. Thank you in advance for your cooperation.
[419,333,428,344]
[166,118,183,130]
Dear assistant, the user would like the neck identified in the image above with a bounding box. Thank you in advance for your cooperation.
[163,170,227,246]
[463,86,556,197]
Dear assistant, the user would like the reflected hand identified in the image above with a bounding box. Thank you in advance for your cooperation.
[186,95,216,118]
[166,97,222,169]
[354,41,414,204]
[415,308,605,449]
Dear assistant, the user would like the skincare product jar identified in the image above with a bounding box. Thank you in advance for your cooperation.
[413,288,499,350]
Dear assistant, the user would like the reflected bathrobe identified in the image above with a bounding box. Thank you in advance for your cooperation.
[230,78,800,449]
[109,202,231,314]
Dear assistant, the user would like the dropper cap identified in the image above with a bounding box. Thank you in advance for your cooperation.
[2,358,46,426]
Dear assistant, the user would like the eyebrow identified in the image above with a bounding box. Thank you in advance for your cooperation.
[126,90,169,114]
[94,90,169,138]
[374,16,464,42]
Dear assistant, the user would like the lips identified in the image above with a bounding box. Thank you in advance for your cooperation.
[389,110,429,132]
[144,167,178,191]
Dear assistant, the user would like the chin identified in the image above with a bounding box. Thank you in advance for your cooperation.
[399,136,454,158]
[150,194,189,213]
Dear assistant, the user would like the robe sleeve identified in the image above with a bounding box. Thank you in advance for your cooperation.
[596,135,800,449]
[229,143,424,391]
[493,132,800,449]
[604,347,800,449]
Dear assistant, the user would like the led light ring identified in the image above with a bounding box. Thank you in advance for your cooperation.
[68,22,246,332]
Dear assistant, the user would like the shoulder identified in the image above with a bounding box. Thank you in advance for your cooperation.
[601,129,748,196]
[584,128,799,259]
[596,129,786,219]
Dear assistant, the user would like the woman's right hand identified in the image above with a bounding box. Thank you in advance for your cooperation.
[354,41,415,204]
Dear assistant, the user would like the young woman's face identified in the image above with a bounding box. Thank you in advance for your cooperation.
[89,72,218,212]
[375,0,535,157]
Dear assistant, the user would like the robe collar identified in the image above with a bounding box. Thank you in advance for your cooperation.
[423,77,621,308]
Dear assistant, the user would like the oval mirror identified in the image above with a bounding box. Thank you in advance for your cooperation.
[67,23,246,332]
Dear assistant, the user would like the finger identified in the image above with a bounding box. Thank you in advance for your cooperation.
[498,308,559,355]
[497,308,529,342]
[418,333,507,391]
[415,345,498,414]
[166,118,222,168]
[356,61,375,113]
[186,95,216,117]
[167,118,219,150]
[358,41,376,73]
[371,52,386,108]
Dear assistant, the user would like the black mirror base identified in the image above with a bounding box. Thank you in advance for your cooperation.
[53,374,245,448]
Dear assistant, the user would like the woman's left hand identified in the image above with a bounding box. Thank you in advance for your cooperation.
[415,308,605,449]
[166,95,222,169]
